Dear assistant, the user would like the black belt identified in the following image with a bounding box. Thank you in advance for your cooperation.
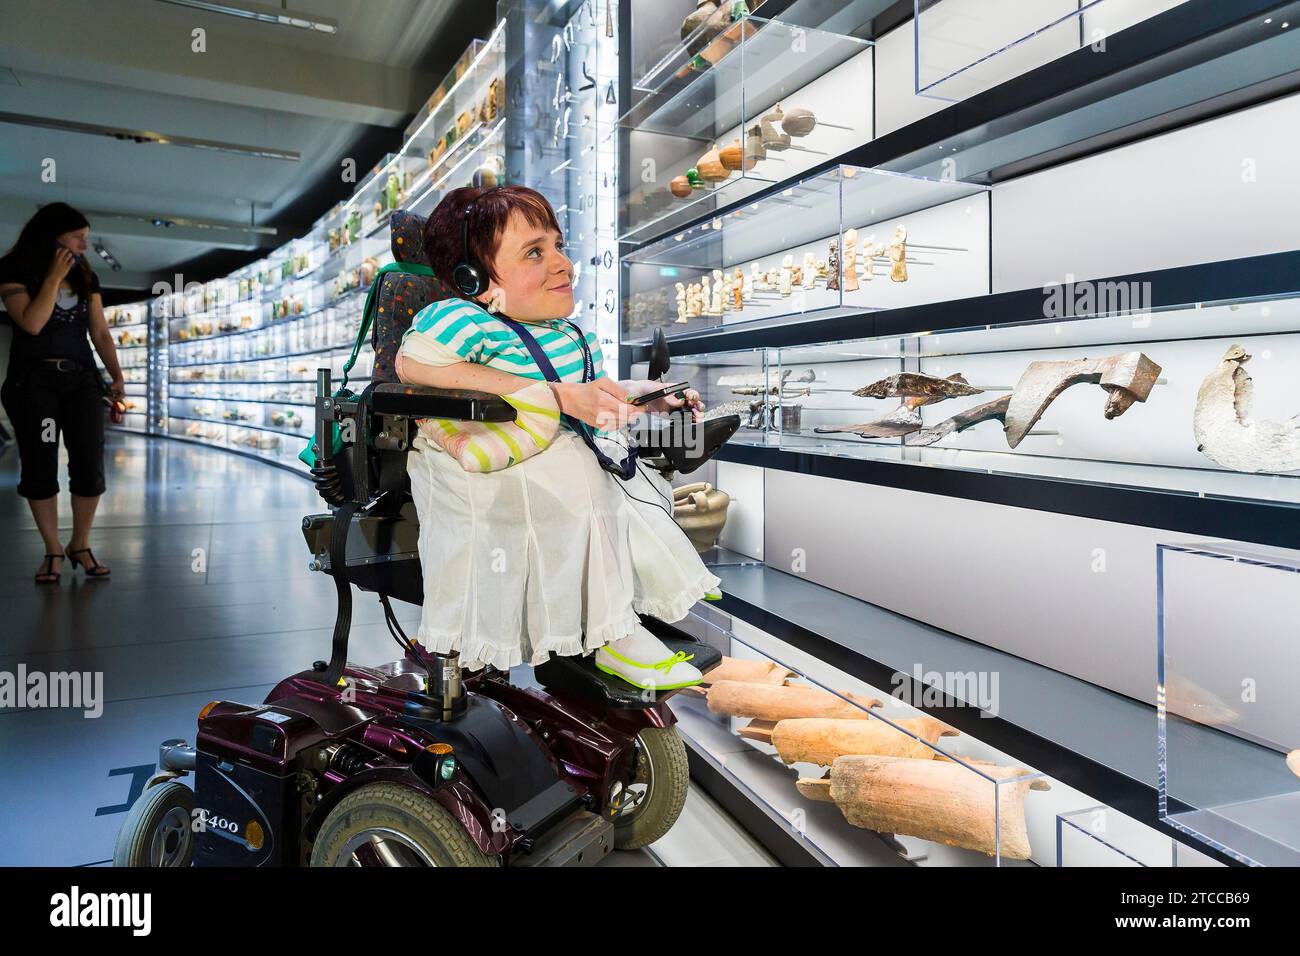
[40,358,83,372]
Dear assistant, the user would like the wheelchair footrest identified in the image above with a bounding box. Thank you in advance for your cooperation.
[533,635,722,709]
[511,809,614,867]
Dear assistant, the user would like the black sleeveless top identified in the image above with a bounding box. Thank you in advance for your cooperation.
[0,270,100,374]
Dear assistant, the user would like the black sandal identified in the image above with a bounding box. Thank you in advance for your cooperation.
[35,554,63,584]
[65,546,111,579]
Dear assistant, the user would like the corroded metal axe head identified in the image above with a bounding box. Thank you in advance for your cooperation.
[1004,351,1162,448]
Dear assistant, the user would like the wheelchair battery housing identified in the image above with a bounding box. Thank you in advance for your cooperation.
[194,703,327,867]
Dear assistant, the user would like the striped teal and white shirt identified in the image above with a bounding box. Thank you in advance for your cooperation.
[401,298,608,433]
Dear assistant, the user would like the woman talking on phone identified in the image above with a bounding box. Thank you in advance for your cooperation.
[0,202,124,582]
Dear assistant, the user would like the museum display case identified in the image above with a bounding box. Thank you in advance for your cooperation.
[622,164,990,343]
[662,290,1300,507]
[668,603,1050,866]
[913,0,1190,104]
[158,27,508,472]
[618,16,874,243]
[674,346,773,442]
[98,301,151,433]
[1158,540,1300,867]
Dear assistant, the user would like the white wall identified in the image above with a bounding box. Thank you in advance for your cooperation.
[761,466,1201,704]
[991,88,1300,290]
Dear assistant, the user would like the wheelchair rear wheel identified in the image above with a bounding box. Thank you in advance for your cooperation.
[610,727,690,850]
[311,782,499,867]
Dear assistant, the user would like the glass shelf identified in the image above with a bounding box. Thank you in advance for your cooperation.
[619,16,873,243]
[1158,540,1300,867]
[914,0,1191,104]
[623,163,990,343]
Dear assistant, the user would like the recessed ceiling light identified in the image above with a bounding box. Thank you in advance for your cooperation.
[154,0,338,34]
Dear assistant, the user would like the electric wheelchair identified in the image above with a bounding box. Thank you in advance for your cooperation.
[114,211,740,867]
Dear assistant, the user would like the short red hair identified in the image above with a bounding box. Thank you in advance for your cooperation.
[422,185,563,296]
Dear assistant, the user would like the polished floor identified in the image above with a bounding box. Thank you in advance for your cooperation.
[0,431,773,867]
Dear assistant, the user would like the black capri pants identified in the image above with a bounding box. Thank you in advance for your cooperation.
[0,362,106,499]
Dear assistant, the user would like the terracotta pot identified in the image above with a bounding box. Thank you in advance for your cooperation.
[670,175,693,199]
[672,481,730,551]
[718,138,753,172]
[797,755,1050,860]
[696,143,729,182]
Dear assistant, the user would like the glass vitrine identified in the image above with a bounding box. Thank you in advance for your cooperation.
[773,291,1300,506]
[1158,540,1300,867]
[98,301,152,432]
[914,0,1190,103]
[619,17,873,243]
[670,606,1049,866]
[622,164,990,343]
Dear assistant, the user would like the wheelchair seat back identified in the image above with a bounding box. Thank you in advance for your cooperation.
[370,210,457,492]
[371,210,457,385]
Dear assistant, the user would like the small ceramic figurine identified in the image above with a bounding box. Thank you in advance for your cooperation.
[862,234,876,281]
[803,252,817,288]
[750,262,763,292]
[720,270,733,312]
[780,255,793,296]
[700,274,713,315]
[889,224,908,282]
[732,267,745,309]
[791,265,803,288]
[675,282,688,323]
[816,258,827,279]
[843,229,859,292]
[711,269,724,314]
[745,125,766,164]
[741,265,753,301]
[827,237,840,292]
[765,270,779,291]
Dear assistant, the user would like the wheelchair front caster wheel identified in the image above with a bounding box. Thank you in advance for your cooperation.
[610,727,690,850]
[113,780,196,867]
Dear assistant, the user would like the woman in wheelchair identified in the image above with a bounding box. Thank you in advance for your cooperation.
[395,185,721,691]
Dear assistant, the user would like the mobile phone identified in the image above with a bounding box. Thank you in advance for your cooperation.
[630,381,690,407]
[54,242,81,265]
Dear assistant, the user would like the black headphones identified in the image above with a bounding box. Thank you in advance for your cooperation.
[452,188,500,298]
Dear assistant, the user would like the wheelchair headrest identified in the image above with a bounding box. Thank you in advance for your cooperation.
[390,210,428,265]
[372,210,456,384]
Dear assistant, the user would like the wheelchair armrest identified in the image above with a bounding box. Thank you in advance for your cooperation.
[370,383,517,422]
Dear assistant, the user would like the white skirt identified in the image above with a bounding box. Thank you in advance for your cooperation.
[407,429,722,671]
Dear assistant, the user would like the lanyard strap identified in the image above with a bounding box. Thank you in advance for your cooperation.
[499,316,638,481]
[340,260,435,392]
